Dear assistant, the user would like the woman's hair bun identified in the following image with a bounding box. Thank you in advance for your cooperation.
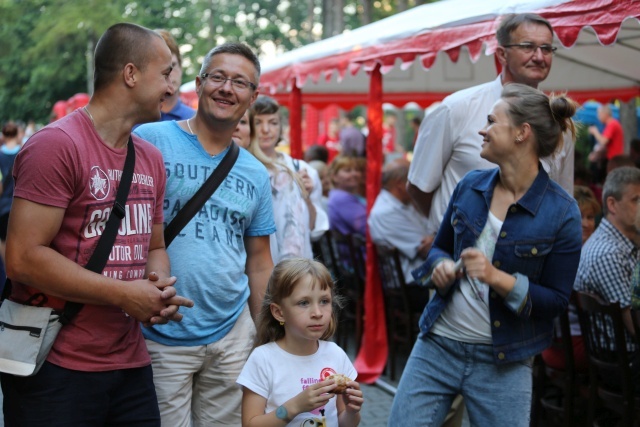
[550,95,577,121]
[549,95,578,132]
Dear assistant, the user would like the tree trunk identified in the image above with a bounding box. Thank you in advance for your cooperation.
[209,0,217,43]
[359,0,372,25]
[322,0,333,38]
[307,0,316,41]
[397,0,408,12]
[333,0,344,36]
[86,36,94,95]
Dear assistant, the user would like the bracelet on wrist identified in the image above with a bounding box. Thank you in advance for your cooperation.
[276,405,291,422]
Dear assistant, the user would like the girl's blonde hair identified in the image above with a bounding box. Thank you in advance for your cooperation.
[255,258,344,347]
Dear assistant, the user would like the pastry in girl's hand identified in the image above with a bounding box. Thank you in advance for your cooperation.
[328,374,351,394]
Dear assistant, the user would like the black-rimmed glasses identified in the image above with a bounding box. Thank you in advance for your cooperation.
[201,73,257,91]
[502,42,557,56]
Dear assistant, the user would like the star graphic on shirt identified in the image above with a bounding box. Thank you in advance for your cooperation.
[91,170,107,197]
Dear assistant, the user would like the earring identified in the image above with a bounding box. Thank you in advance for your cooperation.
[515,137,522,143]
[279,321,285,326]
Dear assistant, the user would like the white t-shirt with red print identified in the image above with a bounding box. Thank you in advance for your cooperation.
[237,340,357,426]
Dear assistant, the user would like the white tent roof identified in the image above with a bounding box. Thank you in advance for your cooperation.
[254,0,640,106]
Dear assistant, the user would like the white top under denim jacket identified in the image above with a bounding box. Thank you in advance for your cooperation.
[421,166,582,364]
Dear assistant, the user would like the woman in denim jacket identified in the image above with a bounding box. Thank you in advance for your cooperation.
[390,84,582,426]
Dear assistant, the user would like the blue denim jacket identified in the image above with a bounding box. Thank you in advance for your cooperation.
[420,167,582,364]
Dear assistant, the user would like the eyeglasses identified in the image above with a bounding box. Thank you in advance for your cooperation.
[502,42,557,56]
[201,73,257,91]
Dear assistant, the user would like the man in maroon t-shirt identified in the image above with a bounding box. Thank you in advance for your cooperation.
[589,104,625,161]
[1,23,193,427]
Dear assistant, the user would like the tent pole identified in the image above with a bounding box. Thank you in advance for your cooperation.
[354,63,388,383]
[289,80,303,159]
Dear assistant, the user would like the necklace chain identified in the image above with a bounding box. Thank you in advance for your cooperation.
[187,118,195,135]
[83,106,128,147]
[83,106,96,127]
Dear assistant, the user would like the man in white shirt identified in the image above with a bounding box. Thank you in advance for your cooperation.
[369,158,431,283]
[408,13,574,241]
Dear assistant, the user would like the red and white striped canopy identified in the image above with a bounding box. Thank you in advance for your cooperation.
[258,0,640,107]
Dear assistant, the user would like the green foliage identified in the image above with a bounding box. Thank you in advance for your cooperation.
[0,0,124,122]
[0,0,438,123]
[574,121,592,169]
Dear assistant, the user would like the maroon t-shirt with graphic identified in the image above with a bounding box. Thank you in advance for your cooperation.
[11,110,166,371]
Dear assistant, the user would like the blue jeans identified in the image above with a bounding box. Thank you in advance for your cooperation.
[1,362,160,426]
[389,334,532,427]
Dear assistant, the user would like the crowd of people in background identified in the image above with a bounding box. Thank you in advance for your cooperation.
[2,11,640,427]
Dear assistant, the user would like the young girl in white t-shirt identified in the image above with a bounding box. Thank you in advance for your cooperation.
[237,258,364,426]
